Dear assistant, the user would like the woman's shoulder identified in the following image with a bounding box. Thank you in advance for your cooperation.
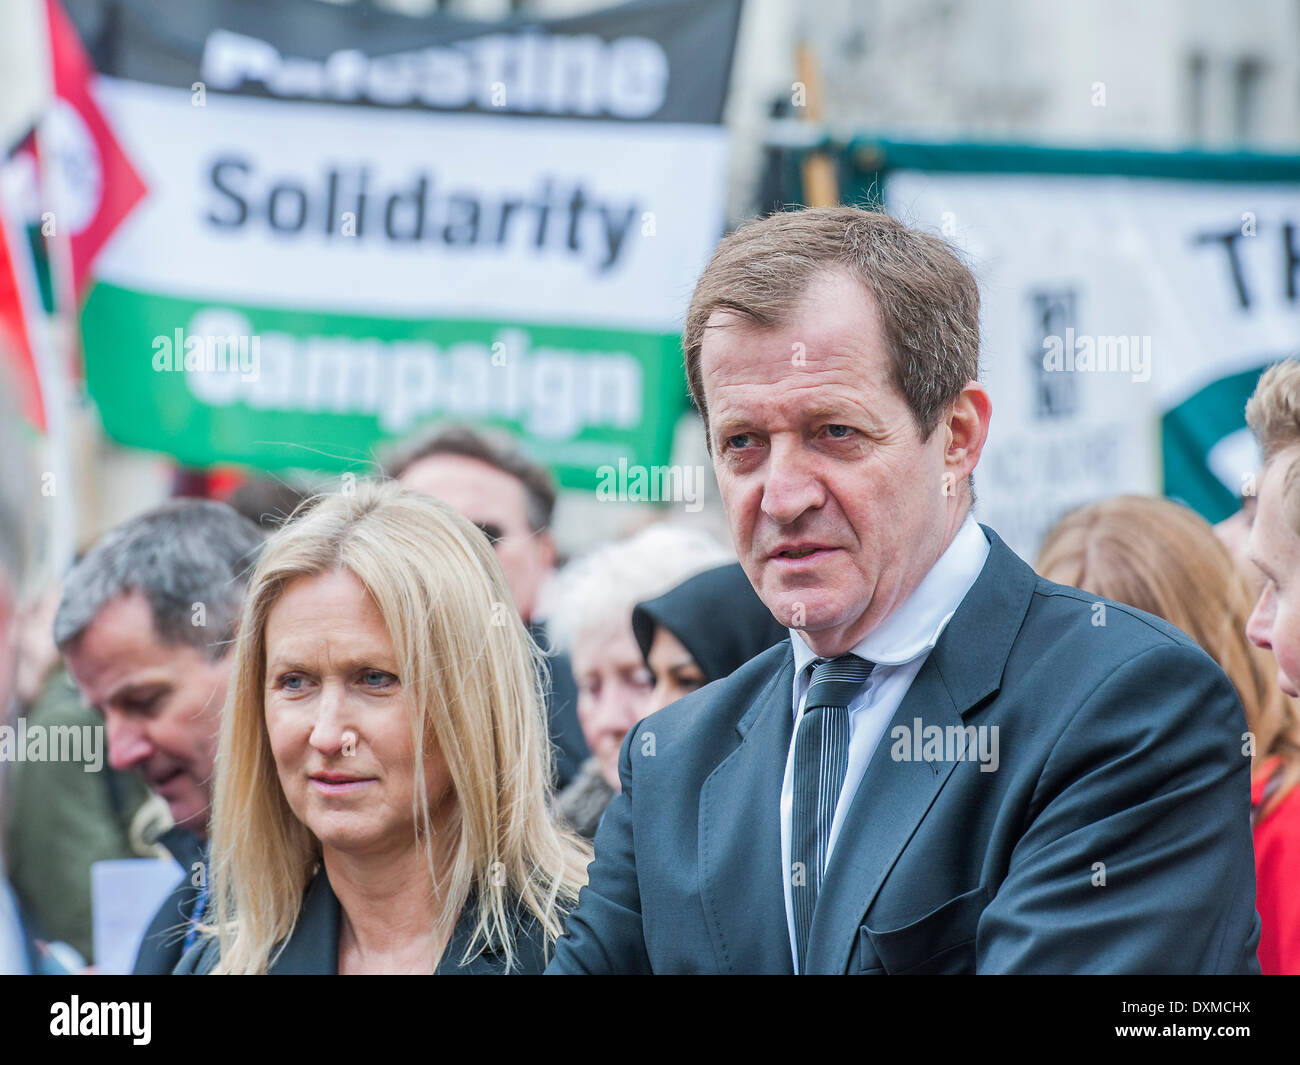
[173,934,220,975]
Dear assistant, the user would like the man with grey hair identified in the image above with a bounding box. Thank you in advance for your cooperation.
[55,499,264,973]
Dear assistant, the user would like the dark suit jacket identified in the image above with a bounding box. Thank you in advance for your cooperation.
[547,525,1262,974]
[132,828,205,975]
[174,867,551,974]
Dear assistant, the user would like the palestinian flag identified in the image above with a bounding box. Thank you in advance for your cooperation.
[42,0,147,301]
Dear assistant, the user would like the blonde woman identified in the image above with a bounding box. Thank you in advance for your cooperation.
[175,481,590,974]
[1037,494,1300,974]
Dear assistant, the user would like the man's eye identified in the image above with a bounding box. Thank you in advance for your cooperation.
[724,434,753,450]
[825,424,854,438]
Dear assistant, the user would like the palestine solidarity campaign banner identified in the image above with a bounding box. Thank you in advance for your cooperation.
[74,0,740,487]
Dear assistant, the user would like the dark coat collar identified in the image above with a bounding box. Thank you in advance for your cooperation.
[269,866,549,975]
[266,868,338,974]
[732,524,1030,736]
[157,826,206,871]
[926,523,1035,715]
[804,524,1037,973]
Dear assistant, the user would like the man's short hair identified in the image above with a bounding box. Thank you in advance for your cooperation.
[385,423,557,533]
[1247,359,1300,464]
[683,206,981,442]
[54,500,265,662]
[1246,358,1300,535]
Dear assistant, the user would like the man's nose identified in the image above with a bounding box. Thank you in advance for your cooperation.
[1247,585,1275,650]
[105,711,152,772]
[760,439,825,526]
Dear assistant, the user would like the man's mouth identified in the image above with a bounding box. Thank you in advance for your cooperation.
[151,768,185,793]
[771,544,835,561]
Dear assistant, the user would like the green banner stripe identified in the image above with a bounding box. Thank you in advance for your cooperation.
[80,281,689,491]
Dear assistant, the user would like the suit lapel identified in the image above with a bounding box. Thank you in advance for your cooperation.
[803,526,1037,974]
[698,648,796,974]
[803,658,961,974]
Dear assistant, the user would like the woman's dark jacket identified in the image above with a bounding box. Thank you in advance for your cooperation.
[173,867,550,974]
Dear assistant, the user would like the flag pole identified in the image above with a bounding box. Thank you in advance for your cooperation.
[0,187,75,578]
[27,0,77,576]
[794,39,839,208]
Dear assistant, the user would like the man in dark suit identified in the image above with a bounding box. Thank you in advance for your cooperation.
[548,206,1260,974]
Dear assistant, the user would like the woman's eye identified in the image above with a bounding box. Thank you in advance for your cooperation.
[362,670,394,688]
[275,673,306,692]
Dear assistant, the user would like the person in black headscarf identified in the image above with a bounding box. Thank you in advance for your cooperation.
[555,563,788,839]
[633,562,789,713]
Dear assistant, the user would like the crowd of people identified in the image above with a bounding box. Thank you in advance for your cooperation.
[1,205,1299,974]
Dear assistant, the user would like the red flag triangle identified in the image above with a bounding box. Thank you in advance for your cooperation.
[43,0,147,301]
[0,190,47,431]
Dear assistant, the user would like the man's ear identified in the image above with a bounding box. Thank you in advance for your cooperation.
[944,381,992,481]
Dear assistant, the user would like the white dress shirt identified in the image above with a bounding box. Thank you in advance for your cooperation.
[780,516,991,971]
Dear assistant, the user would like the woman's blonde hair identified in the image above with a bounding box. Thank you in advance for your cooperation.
[1037,494,1300,815]
[204,480,590,973]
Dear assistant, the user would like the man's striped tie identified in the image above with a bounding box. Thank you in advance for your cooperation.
[791,653,875,973]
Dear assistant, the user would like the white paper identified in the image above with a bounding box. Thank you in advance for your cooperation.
[91,858,185,975]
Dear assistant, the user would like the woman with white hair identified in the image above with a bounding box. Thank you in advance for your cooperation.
[544,524,731,838]
[175,481,590,974]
